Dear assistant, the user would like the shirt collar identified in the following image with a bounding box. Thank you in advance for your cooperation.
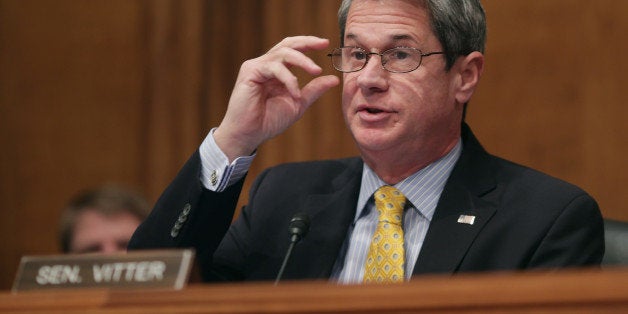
[355,139,462,222]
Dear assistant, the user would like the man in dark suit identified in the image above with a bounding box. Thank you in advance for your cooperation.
[129,0,604,283]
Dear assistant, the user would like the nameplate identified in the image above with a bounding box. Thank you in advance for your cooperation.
[12,249,194,292]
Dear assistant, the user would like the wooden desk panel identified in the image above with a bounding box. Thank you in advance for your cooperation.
[2,268,627,313]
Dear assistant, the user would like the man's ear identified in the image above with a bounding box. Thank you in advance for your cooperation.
[454,51,484,104]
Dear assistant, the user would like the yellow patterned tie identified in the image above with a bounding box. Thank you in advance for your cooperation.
[364,185,406,283]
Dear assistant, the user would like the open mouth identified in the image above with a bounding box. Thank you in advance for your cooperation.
[365,108,384,114]
[357,104,389,114]
[356,105,395,123]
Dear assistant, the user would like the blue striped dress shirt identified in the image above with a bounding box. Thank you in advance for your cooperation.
[331,141,461,283]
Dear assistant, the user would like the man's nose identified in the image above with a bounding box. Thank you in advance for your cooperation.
[356,54,389,92]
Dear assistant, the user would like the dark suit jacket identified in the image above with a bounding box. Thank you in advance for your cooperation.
[129,124,604,282]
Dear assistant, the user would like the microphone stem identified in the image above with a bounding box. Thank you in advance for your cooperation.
[274,236,299,285]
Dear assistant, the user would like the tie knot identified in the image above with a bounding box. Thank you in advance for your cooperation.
[374,186,406,224]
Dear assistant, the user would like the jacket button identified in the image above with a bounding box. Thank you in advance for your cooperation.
[170,228,180,238]
[182,203,191,215]
[171,203,192,238]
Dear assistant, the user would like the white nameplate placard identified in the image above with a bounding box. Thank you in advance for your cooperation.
[12,249,194,292]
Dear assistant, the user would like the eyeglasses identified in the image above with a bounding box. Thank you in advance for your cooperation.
[327,46,445,73]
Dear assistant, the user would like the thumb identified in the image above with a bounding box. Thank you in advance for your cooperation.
[300,75,340,108]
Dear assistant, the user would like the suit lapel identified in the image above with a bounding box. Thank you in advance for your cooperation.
[412,181,497,274]
[413,124,499,275]
[283,158,363,280]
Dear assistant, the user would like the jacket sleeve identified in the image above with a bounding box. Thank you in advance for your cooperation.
[128,150,245,279]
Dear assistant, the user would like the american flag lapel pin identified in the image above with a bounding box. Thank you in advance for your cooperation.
[457,214,476,225]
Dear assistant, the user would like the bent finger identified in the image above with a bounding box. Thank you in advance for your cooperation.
[271,36,331,53]
[277,47,323,75]
[255,62,301,98]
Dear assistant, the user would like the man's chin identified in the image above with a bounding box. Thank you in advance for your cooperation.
[352,133,397,154]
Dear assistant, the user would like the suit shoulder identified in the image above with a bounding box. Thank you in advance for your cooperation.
[249,157,362,204]
[265,157,362,178]
[250,157,362,193]
[490,154,593,201]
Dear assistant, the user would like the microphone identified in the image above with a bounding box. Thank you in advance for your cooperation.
[274,213,310,285]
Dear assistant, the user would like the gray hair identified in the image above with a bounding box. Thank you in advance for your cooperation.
[338,0,486,70]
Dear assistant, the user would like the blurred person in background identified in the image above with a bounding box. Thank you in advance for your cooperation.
[59,185,150,254]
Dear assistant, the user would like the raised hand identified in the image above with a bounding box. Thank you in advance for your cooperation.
[213,36,340,161]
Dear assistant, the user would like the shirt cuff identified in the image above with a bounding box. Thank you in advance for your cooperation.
[199,128,255,192]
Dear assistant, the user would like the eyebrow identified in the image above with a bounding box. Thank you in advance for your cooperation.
[345,33,358,41]
[345,33,419,44]
[392,34,414,41]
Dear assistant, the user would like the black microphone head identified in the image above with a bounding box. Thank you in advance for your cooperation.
[276,213,311,284]
[288,213,310,241]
